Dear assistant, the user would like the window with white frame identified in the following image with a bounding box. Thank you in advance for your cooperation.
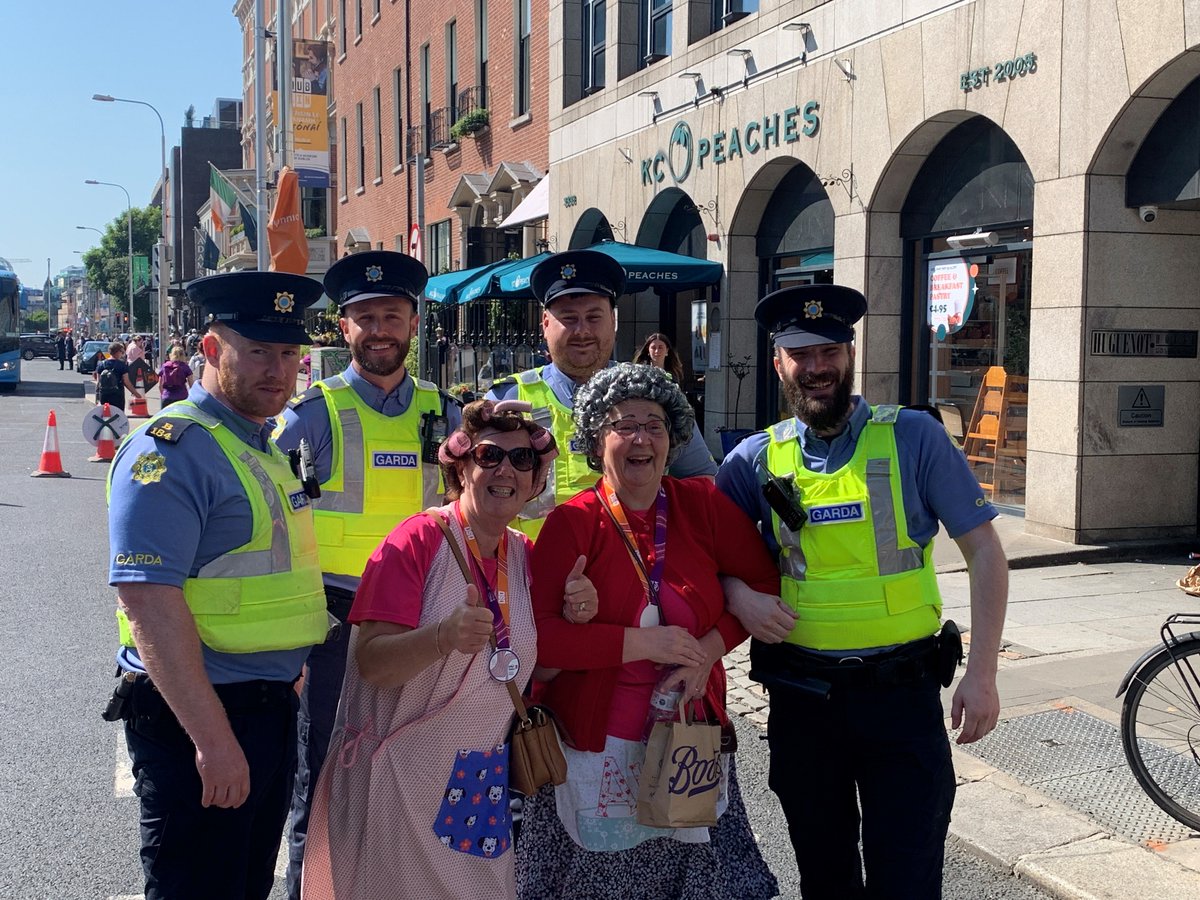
[582,0,605,94]
[640,0,670,64]
[516,0,531,115]
[428,219,452,274]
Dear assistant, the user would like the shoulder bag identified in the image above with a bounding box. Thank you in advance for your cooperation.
[424,511,567,796]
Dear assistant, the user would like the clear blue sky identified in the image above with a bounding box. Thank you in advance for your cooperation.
[1,2,244,290]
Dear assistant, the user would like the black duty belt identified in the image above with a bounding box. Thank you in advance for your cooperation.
[750,635,940,695]
[143,673,295,706]
[324,585,356,618]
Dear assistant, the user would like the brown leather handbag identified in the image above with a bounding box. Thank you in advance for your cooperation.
[425,512,567,796]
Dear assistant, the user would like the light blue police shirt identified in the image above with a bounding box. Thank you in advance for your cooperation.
[716,397,997,559]
[486,361,717,478]
[275,365,460,593]
[108,384,312,684]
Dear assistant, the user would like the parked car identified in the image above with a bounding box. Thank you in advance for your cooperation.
[77,340,110,374]
[19,333,58,361]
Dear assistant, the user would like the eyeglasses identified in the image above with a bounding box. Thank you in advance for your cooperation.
[605,418,669,438]
[471,443,538,472]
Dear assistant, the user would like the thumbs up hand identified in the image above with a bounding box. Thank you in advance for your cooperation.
[441,583,495,654]
[562,555,598,624]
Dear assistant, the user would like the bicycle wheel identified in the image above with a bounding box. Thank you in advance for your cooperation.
[1121,637,1200,831]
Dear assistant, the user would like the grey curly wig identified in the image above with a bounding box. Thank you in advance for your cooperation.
[573,362,695,471]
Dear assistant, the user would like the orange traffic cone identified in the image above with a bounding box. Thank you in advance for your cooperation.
[90,403,118,463]
[128,395,150,418]
[31,410,71,478]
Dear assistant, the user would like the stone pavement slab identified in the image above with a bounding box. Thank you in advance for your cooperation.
[1017,835,1200,900]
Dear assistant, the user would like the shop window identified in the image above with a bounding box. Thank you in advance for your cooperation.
[919,229,1032,508]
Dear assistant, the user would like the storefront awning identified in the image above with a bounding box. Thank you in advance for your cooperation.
[425,258,511,302]
[496,241,723,295]
[430,241,724,305]
[497,177,550,229]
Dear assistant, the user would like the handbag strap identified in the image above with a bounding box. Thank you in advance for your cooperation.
[423,511,531,723]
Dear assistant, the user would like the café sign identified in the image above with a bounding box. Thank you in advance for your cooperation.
[641,101,820,186]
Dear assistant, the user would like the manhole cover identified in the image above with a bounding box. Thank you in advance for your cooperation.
[960,707,1199,844]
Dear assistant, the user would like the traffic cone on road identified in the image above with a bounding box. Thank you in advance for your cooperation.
[31,410,71,478]
[90,403,118,463]
[128,395,150,418]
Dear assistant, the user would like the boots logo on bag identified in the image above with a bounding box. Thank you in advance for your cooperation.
[666,746,721,798]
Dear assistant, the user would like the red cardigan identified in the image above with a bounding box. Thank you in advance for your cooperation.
[530,476,779,751]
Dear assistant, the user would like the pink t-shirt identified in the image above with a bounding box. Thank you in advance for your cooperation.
[350,508,533,629]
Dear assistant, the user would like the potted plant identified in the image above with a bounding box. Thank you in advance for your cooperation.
[450,108,490,142]
[716,353,754,456]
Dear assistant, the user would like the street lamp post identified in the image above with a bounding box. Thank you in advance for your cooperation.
[93,93,169,357]
[85,180,133,338]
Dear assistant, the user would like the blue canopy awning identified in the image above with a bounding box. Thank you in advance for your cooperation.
[424,258,510,302]
[433,241,724,304]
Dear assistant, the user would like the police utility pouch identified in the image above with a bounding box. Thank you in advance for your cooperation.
[937,620,964,688]
[101,670,138,722]
[421,412,448,464]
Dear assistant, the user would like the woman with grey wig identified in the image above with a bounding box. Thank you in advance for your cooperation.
[516,363,779,899]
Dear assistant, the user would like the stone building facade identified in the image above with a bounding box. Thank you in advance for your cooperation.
[546,0,1200,544]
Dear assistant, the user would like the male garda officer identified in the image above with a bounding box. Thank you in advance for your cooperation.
[716,284,1008,899]
[274,249,458,899]
[105,271,326,900]
[487,248,716,536]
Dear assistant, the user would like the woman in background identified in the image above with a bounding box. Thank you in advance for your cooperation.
[634,332,684,385]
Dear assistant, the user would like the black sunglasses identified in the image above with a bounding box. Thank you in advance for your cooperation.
[471,443,538,472]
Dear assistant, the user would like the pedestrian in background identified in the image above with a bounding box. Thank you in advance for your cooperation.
[156,346,193,408]
[300,400,558,900]
[275,251,461,900]
[516,363,778,900]
[487,250,716,539]
[125,335,150,390]
[65,332,75,371]
[55,332,67,370]
[634,331,685,385]
[95,341,142,412]
[103,271,326,900]
[716,284,1009,900]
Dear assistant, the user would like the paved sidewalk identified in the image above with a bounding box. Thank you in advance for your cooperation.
[722,527,1200,899]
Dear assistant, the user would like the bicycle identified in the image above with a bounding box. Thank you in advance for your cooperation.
[1117,612,1200,831]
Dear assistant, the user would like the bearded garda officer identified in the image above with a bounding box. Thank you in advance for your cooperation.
[715,284,1009,900]
[273,249,459,898]
[486,249,716,537]
[105,271,327,900]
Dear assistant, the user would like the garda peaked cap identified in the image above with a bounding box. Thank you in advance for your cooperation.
[755,284,867,348]
[189,271,323,345]
[530,249,626,308]
[323,250,429,309]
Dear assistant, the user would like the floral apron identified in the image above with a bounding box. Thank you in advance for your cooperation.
[302,514,535,899]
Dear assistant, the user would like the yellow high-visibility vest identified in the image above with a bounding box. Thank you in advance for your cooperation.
[764,405,942,650]
[111,403,326,654]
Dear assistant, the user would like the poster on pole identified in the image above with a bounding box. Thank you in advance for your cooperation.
[272,39,331,188]
[927,258,978,340]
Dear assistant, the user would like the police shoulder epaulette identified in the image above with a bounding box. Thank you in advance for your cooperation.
[491,375,518,390]
[287,385,325,410]
[146,418,199,444]
[439,389,464,410]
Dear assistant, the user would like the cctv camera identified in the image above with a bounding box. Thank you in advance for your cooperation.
[1139,205,1158,224]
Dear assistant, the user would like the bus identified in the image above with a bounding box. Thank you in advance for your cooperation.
[0,257,20,391]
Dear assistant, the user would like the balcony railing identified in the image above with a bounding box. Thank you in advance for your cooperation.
[456,85,487,117]
[429,108,452,149]
[405,124,423,161]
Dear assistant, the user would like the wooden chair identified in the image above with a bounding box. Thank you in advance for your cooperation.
[962,367,1028,501]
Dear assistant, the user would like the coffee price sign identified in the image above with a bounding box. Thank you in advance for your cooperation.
[927,259,978,340]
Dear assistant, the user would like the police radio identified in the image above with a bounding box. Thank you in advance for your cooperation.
[289,438,321,499]
[757,465,807,532]
[421,412,449,465]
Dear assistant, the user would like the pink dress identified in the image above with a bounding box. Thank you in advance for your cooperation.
[302,510,536,900]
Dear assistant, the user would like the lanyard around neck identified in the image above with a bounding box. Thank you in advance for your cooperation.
[597,479,667,609]
[454,503,511,648]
